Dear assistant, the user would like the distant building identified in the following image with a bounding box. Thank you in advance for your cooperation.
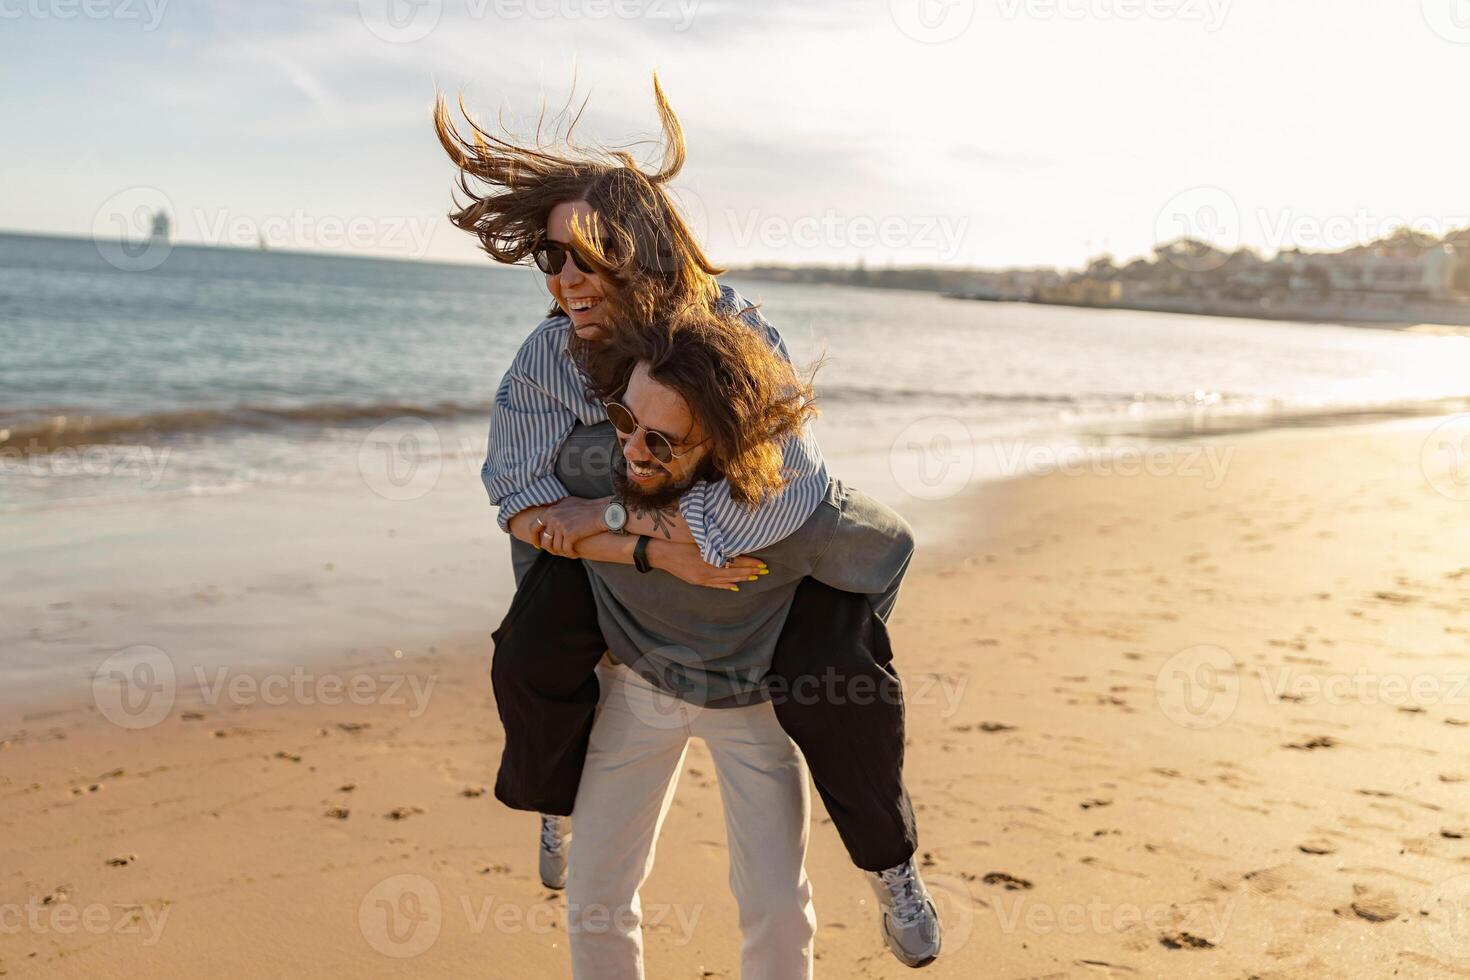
[150,211,171,243]
[1277,242,1459,302]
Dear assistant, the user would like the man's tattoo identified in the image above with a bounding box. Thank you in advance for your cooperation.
[629,499,680,539]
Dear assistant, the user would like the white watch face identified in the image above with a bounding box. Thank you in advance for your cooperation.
[604,501,628,532]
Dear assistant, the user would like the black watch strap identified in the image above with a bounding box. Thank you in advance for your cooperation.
[632,535,652,574]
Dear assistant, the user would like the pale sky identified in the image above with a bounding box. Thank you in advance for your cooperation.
[3,0,1466,270]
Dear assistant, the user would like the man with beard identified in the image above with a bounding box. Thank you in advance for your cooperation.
[497,307,933,978]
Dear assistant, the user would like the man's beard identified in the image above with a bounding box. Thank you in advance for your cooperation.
[612,452,717,513]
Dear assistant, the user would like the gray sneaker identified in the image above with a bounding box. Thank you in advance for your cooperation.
[538,814,571,890]
[867,858,942,968]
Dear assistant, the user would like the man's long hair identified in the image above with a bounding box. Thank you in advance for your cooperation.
[432,76,721,321]
[588,305,820,508]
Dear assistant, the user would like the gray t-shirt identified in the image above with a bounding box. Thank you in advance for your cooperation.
[509,422,914,708]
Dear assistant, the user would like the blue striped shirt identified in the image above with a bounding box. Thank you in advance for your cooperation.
[482,285,828,567]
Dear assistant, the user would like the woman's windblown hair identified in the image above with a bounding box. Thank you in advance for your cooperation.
[587,304,820,508]
[432,76,721,319]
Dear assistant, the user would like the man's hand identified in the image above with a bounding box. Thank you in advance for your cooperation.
[536,496,613,557]
[647,540,767,591]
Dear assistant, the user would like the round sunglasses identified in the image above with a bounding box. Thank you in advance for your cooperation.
[604,401,708,464]
[530,238,610,276]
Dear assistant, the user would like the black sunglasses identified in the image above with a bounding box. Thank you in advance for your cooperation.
[604,401,708,465]
[530,238,610,276]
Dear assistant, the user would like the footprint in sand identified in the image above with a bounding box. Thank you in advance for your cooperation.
[1158,932,1215,950]
[1075,959,1137,975]
[386,806,424,820]
[1337,884,1399,923]
[981,872,1033,891]
[1284,735,1337,751]
[1243,866,1295,895]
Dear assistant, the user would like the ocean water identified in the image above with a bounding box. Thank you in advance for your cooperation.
[6,230,1470,509]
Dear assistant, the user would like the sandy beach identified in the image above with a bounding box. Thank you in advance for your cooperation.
[6,417,1470,978]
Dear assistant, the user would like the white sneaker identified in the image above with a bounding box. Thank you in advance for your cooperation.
[867,858,942,968]
[538,814,571,890]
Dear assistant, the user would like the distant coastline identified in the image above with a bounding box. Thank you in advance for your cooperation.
[937,292,1470,329]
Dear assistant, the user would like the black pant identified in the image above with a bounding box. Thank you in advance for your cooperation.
[490,552,918,873]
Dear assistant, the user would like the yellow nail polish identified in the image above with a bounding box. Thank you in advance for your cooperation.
[747,575,758,581]
[730,586,740,592]
[757,569,769,575]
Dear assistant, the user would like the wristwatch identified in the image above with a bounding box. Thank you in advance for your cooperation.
[603,499,629,535]
[633,535,653,574]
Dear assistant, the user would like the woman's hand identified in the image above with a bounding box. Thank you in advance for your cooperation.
[535,497,612,557]
[647,540,767,591]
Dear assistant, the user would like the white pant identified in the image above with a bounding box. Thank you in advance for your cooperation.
[567,660,815,980]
